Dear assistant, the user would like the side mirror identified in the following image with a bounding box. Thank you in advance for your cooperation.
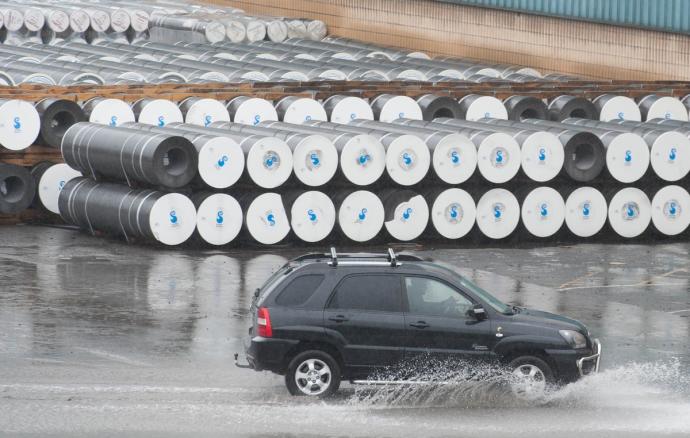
[468,304,487,320]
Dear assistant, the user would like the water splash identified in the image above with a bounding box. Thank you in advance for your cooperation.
[348,358,527,409]
[346,358,690,410]
[545,358,689,408]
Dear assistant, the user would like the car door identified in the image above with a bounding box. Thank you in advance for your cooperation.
[323,274,405,373]
[403,275,495,363]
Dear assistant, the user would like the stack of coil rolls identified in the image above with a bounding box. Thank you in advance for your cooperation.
[2,88,690,246]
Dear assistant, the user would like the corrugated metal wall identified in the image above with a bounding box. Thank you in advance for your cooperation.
[441,0,690,34]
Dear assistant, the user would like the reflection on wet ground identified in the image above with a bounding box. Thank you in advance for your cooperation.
[1,225,689,437]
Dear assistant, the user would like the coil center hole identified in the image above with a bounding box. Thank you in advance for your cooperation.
[0,176,26,203]
[162,147,187,177]
[573,143,596,170]
[432,108,454,118]
[569,109,589,119]
[519,108,540,121]
[50,111,78,138]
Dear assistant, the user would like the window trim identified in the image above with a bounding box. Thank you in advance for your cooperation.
[326,273,403,313]
[401,274,479,319]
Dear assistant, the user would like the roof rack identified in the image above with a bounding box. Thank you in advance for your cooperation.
[292,248,424,267]
[291,252,329,263]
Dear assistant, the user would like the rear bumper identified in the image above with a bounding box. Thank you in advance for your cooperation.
[243,336,299,373]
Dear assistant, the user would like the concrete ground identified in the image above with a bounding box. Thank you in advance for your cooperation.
[1,225,689,437]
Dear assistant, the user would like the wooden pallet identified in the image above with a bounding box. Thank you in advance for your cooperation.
[0,145,62,167]
[0,80,689,104]
[0,209,53,226]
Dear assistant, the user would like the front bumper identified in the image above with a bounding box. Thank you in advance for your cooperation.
[576,338,601,376]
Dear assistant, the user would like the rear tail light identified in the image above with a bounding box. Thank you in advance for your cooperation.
[257,307,273,338]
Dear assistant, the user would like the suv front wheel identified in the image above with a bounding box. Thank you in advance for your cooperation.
[285,350,341,397]
[508,355,554,400]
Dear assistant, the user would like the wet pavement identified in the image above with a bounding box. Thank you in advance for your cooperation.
[1,225,689,437]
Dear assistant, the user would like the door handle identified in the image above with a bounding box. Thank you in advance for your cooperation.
[409,321,429,329]
[328,315,349,323]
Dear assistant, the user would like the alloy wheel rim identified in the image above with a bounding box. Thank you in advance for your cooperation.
[295,358,332,396]
[511,364,546,399]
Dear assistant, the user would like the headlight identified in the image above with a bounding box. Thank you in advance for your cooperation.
[559,330,587,349]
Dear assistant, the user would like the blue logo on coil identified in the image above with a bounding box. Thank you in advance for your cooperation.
[266,213,276,226]
[402,152,413,166]
[357,208,367,222]
[670,148,677,161]
[109,116,118,127]
[669,202,677,216]
[307,209,317,222]
[169,210,178,224]
[624,203,638,219]
[310,153,320,167]
[157,116,165,127]
[217,155,228,168]
[538,148,546,161]
[540,203,548,217]
[495,150,504,164]
[624,150,632,163]
[253,115,261,125]
[13,117,21,130]
[204,115,212,127]
[402,208,413,221]
[358,153,370,166]
[582,203,590,217]
[216,210,224,224]
[450,150,460,165]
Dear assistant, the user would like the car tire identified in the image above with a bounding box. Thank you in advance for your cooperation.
[508,355,554,400]
[285,350,341,397]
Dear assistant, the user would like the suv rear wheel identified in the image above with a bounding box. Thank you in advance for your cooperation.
[285,350,341,397]
[508,355,554,400]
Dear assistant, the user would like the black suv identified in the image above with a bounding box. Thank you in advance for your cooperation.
[236,249,601,398]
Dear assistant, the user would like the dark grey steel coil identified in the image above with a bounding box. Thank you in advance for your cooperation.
[61,122,198,188]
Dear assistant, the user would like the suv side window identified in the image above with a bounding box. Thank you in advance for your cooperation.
[275,274,325,306]
[405,276,474,318]
[328,275,401,312]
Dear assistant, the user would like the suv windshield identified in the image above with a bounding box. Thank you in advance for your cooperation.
[432,262,513,315]
[458,276,513,315]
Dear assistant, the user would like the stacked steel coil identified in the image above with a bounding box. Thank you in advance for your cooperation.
[27,94,681,244]
[0,0,326,45]
[0,38,566,85]
[2,89,690,245]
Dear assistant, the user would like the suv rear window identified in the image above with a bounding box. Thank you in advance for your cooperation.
[328,275,401,312]
[275,274,325,306]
